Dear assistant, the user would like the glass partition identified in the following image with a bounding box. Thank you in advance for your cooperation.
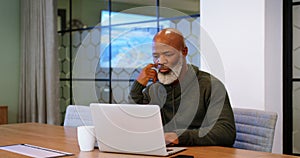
[58,0,201,122]
[293,3,300,155]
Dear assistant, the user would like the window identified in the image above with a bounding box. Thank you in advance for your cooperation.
[99,10,171,68]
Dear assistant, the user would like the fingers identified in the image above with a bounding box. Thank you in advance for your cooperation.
[144,68,157,82]
[164,133,179,145]
[145,63,155,69]
[136,64,158,86]
[145,64,158,82]
[146,69,157,78]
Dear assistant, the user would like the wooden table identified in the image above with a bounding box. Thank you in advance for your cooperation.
[0,123,298,158]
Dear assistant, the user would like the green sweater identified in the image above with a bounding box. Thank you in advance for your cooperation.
[129,64,236,146]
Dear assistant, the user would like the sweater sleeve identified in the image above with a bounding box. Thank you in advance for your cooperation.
[128,81,150,104]
[175,81,236,146]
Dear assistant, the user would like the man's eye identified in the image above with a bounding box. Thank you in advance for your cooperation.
[165,53,173,56]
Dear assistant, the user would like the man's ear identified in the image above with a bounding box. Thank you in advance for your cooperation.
[182,47,188,56]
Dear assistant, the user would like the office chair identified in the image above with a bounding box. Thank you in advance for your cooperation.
[233,108,278,152]
[63,105,93,127]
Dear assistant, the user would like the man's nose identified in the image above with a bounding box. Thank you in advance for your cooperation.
[158,56,167,64]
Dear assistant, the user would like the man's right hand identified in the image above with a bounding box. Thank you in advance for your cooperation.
[136,64,158,86]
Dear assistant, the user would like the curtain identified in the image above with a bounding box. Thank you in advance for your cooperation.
[19,0,60,125]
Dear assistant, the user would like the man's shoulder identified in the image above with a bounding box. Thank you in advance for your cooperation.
[189,64,212,79]
[189,64,224,85]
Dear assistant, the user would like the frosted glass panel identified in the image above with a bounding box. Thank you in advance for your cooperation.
[293,4,300,155]
[293,82,300,154]
[160,0,199,15]
[176,18,200,67]
[58,32,70,79]
[60,80,71,121]
[293,6,300,78]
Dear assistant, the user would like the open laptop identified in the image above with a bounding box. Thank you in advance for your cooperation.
[90,103,186,156]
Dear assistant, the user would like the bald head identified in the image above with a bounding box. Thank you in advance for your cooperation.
[153,28,186,51]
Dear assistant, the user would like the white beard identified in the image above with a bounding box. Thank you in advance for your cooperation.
[157,57,183,85]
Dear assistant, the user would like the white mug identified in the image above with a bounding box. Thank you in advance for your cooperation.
[77,126,96,151]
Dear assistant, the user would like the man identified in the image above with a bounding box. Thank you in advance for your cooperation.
[129,28,236,146]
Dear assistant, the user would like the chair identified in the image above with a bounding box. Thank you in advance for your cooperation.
[233,108,278,152]
[63,105,93,127]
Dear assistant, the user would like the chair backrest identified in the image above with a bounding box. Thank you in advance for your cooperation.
[63,105,93,127]
[233,108,278,152]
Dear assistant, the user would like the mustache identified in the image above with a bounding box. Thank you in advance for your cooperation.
[157,65,171,74]
[159,65,170,70]
[154,63,169,69]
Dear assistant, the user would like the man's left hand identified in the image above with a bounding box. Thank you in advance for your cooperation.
[164,132,179,145]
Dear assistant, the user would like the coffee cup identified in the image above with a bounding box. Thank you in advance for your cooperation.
[77,126,96,152]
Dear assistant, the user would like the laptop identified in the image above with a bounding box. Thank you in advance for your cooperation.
[90,103,186,156]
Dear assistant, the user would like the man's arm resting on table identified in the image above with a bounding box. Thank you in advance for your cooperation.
[174,121,236,146]
[172,102,236,147]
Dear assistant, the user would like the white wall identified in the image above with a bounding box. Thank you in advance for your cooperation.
[264,0,283,154]
[201,0,282,153]
[0,0,20,123]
